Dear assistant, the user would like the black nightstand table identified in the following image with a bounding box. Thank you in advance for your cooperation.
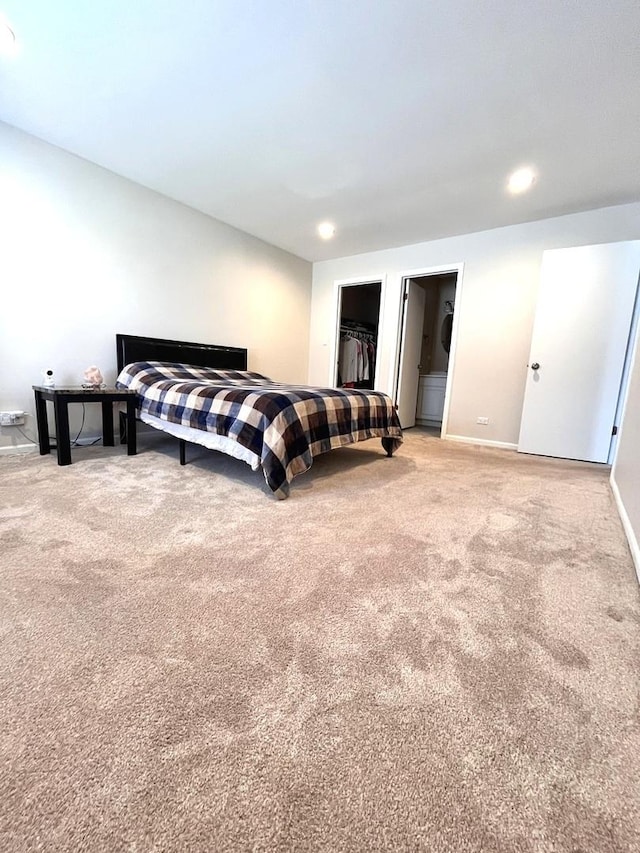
[32,385,137,466]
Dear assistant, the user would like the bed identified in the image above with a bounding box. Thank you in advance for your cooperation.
[115,333,403,498]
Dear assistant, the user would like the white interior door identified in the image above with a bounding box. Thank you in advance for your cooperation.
[396,280,426,428]
[518,241,640,462]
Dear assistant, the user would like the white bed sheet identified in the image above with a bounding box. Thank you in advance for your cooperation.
[140,411,261,471]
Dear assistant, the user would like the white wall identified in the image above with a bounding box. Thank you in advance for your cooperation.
[0,122,311,450]
[310,203,640,445]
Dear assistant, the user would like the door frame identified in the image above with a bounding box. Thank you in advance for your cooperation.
[393,263,464,437]
[331,275,386,387]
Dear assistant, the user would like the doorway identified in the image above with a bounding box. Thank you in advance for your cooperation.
[334,280,382,389]
[395,269,460,431]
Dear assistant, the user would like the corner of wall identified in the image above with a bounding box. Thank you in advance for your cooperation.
[609,472,640,585]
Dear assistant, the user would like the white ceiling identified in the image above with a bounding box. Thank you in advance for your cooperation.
[1,0,639,262]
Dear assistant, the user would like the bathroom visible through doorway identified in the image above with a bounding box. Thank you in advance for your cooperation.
[395,269,461,432]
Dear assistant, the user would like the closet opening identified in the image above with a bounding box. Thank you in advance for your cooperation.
[334,281,382,389]
[395,269,460,432]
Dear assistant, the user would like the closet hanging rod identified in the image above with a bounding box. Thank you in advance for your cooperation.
[340,327,375,342]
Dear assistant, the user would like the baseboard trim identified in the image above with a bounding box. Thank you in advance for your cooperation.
[610,474,640,585]
[445,434,518,451]
[0,442,37,456]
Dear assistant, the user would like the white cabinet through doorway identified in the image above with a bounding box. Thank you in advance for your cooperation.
[417,373,447,424]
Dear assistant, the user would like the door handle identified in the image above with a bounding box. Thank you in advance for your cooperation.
[530,362,540,371]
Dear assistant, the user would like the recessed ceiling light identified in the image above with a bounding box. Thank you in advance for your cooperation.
[507,167,536,194]
[317,222,336,240]
[0,18,17,56]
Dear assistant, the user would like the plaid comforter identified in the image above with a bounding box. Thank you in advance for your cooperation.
[116,361,403,498]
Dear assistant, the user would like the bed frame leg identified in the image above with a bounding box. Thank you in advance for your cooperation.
[381,437,394,457]
[179,439,186,465]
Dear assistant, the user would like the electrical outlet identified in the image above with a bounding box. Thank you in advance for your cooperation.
[0,411,26,426]
[477,416,489,425]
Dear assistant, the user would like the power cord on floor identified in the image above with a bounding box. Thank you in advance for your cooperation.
[71,403,86,445]
[15,425,41,445]
[12,404,102,448]
[70,406,102,446]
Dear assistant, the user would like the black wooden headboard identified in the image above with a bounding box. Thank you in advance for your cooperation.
[116,334,248,374]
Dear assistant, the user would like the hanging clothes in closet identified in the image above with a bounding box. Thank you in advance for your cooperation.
[338,320,376,389]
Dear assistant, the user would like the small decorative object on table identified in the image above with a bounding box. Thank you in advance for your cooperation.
[43,369,55,388]
[82,365,105,389]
